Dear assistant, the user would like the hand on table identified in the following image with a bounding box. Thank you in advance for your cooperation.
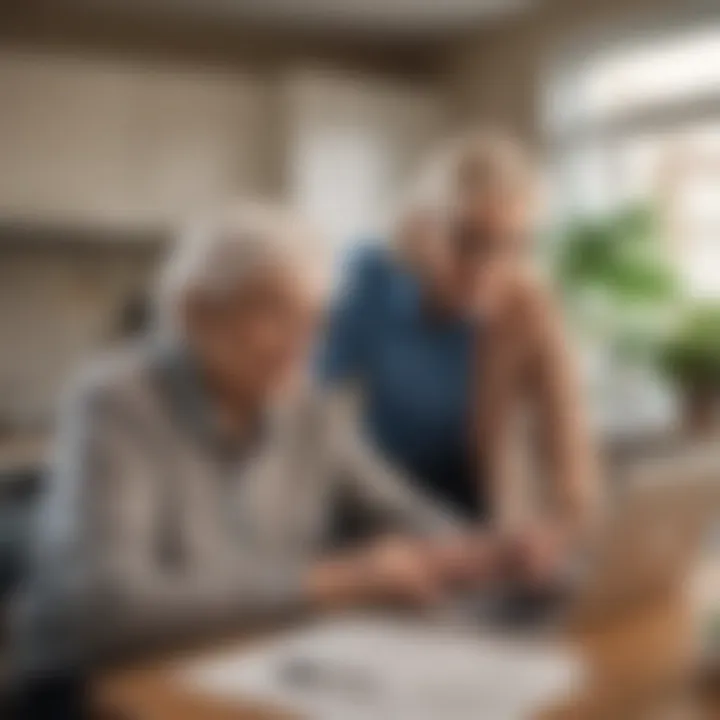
[309,525,569,613]
[359,535,444,606]
[308,536,445,610]
[502,522,570,587]
[361,531,515,605]
[422,532,503,589]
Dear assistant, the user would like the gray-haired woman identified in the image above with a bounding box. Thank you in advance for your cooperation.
[12,202,495,719]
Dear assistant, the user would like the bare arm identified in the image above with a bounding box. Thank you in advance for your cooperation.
[529,286,602,536]
[476,304,528,532]
[478,279,602,537]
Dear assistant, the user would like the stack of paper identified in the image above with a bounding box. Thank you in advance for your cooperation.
[180,616,584,720]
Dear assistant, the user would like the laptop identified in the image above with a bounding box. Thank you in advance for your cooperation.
[568,464,720,625]
[456,466,720,631]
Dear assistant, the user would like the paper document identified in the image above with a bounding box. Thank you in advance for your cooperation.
[180,616,584,720]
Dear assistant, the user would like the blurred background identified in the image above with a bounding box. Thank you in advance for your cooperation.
[1,0,720,592]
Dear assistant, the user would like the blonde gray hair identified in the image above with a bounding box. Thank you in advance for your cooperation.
[157,201,323,336]
[395,130,534,264]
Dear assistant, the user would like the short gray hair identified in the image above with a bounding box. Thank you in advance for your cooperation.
[157,201,323,336]
[395,130,534,264]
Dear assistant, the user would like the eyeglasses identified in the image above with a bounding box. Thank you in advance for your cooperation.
[449,223,521,261]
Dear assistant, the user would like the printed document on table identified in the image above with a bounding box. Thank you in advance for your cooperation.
[179,616,584,720]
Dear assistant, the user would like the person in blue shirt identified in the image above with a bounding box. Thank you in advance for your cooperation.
[321,242,480,516]
[318,131,600,580]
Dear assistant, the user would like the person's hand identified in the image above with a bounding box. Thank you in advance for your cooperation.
[502,522,569,587]
[423,532,502,589]
[306,536,441,610]
[360,536,442,606]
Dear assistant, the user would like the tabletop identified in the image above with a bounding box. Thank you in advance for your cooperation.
[96,589,720,720]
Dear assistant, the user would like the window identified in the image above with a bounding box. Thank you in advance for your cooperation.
[286,72,441,250]
[292,123,390,249]
[548,26,720,298]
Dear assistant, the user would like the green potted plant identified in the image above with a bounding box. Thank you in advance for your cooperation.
[657,304,720,434]
[551,203,680,431]
[553,203,677,350]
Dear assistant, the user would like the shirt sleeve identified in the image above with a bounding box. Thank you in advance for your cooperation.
[322,390,462,537]
[316,243,384,384]
[36,374,310,660]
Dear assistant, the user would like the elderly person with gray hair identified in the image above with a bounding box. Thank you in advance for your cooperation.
[13,202,495,719]
[318,130,601,584]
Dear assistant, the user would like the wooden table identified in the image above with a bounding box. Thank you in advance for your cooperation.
[96,589,719,720]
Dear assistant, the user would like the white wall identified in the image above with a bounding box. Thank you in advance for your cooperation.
[0,50,443,236]
[285,70,443,247]
[0,50,272,229]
